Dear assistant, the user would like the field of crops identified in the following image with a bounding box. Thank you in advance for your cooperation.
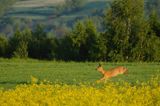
[0,78,160,105]
[0,59,160,105]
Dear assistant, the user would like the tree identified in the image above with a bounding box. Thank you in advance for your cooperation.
[64,21,86,61]
[0,34,8,57]
[28,25,46,59]
[28,25,57,60]
[84,20,107,61]
[103,0,160,61]
[148,10,160,37]
[104,0,150,61]
[55,35,75,61]
[13,41,28,58]
[57,19,107,61]
[9,28,32,58]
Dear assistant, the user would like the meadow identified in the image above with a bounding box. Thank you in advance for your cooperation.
[0,59,160,105]
[0,58,160,89]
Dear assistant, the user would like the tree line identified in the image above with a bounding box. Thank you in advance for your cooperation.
[0,0,160,62]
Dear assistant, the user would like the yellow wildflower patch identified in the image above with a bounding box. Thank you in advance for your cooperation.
[0,78,160,106]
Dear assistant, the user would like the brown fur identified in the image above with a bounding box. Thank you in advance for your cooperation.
[96,64,128,82]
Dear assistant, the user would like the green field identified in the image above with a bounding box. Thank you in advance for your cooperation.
[0,59,160,89]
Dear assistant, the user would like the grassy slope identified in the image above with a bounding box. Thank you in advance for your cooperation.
[0,59,160,89]
[0,0,110,36]
[13,0,65,8]
[6,0,108,21]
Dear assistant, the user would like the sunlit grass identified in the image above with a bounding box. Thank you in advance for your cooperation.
[0,58,160,89]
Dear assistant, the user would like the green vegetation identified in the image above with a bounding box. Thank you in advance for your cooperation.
[1,0,160,36]
[1,0,160,62]
[0,0,160,105]
[0,0,17,17]
[0,59,159,89]
[103,0,160,61]
[0,0,108,36]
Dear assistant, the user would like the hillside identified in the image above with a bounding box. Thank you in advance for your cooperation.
[0,0,160,62]
[13,0,65,8]
[0,0,154,36]
[0,0,110,36]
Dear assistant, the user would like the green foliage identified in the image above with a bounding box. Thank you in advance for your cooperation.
[28,25,57,60]
[84,20,106,61]
[130,10,160,61]
[148,10,160,37]
[1,25,58,60]
[105,0,145,61]
[9,28,32,58]
[0,0,160,62]
[57,19,106,61]
[0,34,8,57]
[103,0,160,62]
[56,21,86,61]
[13,41,28,58]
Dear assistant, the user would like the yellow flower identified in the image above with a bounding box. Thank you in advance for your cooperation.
[0,77,160,106]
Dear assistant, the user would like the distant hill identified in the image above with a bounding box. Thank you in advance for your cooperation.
[0,0,111,36]
[13,0,65,8]
[0,0,158,37]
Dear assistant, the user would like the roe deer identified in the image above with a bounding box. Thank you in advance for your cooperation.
[96,64,128,82]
